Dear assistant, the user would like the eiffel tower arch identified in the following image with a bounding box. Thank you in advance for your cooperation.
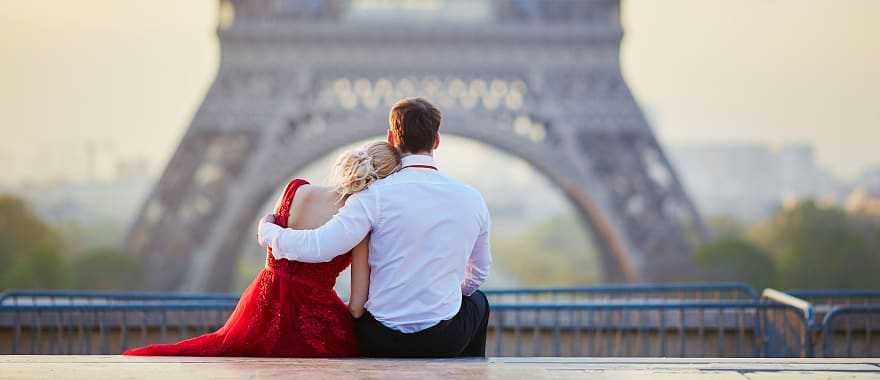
[126,0,708,291]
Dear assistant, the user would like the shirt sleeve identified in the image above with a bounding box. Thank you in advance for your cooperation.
[262,192,375,263]
[461,199,492,296]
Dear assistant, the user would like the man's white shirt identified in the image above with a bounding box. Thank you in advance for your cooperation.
[259,154,492,333]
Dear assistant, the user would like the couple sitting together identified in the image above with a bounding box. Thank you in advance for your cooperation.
[125,98,493,358]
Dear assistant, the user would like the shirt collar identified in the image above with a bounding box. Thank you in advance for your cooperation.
[400,154,436,169]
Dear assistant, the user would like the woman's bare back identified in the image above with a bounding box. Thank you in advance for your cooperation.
[286,184,344,230]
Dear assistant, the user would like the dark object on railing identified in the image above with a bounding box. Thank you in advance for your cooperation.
[818,305,880,358]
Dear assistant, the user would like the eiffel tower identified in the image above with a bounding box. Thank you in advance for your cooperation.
[126,0,708,291]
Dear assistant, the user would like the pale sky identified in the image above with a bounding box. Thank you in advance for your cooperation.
[1,0,878,184]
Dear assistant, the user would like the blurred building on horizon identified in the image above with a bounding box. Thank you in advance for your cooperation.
[669,143,844,222]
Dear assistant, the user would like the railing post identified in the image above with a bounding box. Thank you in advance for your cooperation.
[494,309,503,356]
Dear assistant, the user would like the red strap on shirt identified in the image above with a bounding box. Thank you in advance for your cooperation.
[402,165,438,170]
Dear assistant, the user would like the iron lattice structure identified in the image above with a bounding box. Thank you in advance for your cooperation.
[127,0,708,291]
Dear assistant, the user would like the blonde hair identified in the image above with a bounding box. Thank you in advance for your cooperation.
[332,141,401,197]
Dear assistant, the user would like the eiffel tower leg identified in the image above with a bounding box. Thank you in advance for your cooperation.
[572,128,707,282]
[126,64,307,290]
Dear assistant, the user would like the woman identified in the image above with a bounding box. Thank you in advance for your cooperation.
[124,141,401,357]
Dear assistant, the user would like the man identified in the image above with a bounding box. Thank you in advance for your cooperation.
[258,97,492,357]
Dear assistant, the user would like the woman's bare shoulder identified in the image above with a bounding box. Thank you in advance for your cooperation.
[287,184,339,228]
[289,183,319,210]
[294,184,335,199]
[290,182,334,199]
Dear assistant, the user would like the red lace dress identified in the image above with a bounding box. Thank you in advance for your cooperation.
[124,179,358,357]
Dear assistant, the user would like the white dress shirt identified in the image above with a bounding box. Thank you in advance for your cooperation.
[259,154,492,333]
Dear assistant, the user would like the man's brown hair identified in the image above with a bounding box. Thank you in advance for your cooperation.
[388,97,441,154]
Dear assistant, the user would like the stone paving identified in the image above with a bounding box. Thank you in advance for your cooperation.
[1,356,879,379]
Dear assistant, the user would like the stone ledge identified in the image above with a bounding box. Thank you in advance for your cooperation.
[1,356,879,379]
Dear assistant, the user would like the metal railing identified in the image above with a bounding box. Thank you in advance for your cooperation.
[773,288,880,357]
[0,303,235,355]
[0,290,239,306]
[759,288,816,357]
[1,283,757,306]
[484,282,758,304]
[816,305,880,358]
[1,300,809,357]
[2,284,879,357]
[787,289,880,307]
[486,301,809,357]
[760,289,815,321]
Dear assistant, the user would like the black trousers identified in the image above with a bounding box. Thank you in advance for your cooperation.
[355,290,490,358]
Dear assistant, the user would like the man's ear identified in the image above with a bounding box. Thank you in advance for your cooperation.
[433,132,440,150]
[387,129,395,145]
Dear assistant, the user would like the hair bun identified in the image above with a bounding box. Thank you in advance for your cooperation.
[331,141,402,197]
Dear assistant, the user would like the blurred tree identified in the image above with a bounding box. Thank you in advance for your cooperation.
[0,244,70,289]
[0,195,51,266]
[749,200,880,289]
[56,220,128,255]
[492,215,600,286]
[706,214,747,238]
[0,195,70,289]
[71,247,143,290]
[694,237,777,289]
